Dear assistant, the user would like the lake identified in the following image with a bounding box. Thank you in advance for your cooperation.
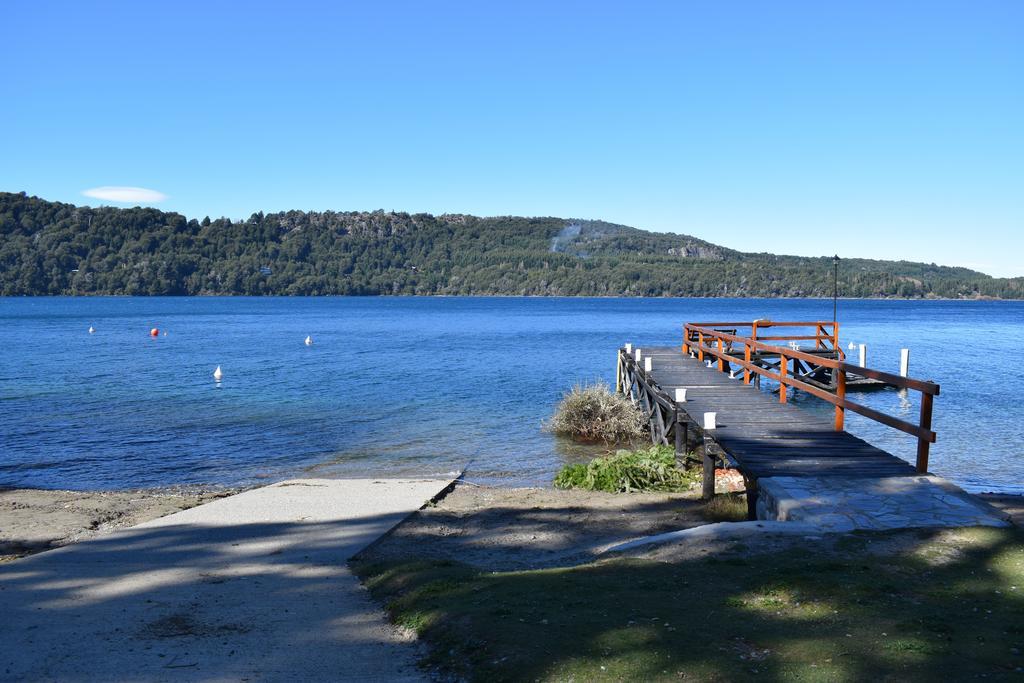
[1,297,1021,494]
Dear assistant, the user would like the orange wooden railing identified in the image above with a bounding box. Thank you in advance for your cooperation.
[682,322,939,473]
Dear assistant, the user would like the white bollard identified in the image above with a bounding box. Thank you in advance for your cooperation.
[703,412,717,430]
[729,370,736,379]
[899,348,910,377]
[644,357,652,372]
[675,388,687,402]
[634,348,641,361]
[706,360,713,368]
[625,343,632,353]
[859,343,867,368]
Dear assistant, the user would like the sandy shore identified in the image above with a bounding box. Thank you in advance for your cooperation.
[0,485,243,561]
[2,481,1019,565]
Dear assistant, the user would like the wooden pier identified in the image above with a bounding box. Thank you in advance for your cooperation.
[616,321,940,517]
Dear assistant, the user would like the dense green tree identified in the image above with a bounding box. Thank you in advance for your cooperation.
[0,191,1020,298]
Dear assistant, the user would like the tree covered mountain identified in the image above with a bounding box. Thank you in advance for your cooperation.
[1,191,1020,298]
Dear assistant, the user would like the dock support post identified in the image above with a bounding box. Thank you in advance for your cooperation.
[673,408,685,465]
[916,392,934,473]
[900,348,910,377]
[702,440,715,501]
[744,476,758,521]
[859,343,867,368]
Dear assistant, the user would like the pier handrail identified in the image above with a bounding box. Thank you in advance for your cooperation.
[682,322,939,473]
[685,320,844,358]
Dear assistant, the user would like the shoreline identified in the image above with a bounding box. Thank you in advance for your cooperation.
[0,485,245,562]
[2,482,1020,564]
[2,294,1021,301]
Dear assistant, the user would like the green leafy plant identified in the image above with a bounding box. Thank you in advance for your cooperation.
[553,445,696,493]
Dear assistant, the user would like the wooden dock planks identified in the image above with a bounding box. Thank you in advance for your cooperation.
[639,347,917,480]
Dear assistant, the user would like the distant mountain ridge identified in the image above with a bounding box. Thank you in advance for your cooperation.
[1,191,1020,298]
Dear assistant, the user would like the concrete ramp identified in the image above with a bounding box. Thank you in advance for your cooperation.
[0,478,453,681]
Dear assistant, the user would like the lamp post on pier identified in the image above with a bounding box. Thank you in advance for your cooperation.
[832,255,840,323]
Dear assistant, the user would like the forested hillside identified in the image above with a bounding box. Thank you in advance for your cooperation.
[1,192,1020,298]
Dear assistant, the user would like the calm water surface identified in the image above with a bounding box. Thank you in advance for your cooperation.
[1,297,1021,494]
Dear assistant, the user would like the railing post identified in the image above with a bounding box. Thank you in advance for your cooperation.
[779,353,788,403]
[834,367,846,431]
[743,341,751,384]
[717,337,725,372]
[816,324,824,351]
[698,332,704,362]
[615,350,622,394]
[916,392,934,473]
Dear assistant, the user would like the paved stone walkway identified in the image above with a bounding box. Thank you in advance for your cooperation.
[756,475,1012,532]
[0,478,453,681]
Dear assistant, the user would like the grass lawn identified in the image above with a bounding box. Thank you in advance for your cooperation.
[353,526,1024,681]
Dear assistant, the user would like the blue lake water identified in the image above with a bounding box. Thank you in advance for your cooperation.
[0,297,1021,494]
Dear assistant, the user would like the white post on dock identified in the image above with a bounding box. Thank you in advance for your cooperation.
[625,343,632,354]
[634,348,641,361]
[703,412,717,430]
[644,357,652,372]
[675,388,687,402]
[899,348,910,377]
[859,343,867,368]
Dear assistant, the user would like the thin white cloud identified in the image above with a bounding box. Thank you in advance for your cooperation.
[82,186,168,203]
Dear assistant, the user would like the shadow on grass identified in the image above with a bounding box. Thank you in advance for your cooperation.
[362,494,720,571]
[354,524,1024,681]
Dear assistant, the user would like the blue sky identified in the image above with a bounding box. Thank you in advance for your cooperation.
[3,1,1021,276]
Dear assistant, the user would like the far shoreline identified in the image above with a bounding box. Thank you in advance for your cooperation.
[2,293,1022,302]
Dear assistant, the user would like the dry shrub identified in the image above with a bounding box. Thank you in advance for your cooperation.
[547,382,646,443]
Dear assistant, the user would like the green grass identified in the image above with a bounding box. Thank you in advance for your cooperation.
[553,445,698,493]
[703,492,749,522]
[353,526,1024,681]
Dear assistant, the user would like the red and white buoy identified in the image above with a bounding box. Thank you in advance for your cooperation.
[150,328,159,337]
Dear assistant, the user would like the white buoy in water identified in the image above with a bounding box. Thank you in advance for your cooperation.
[305,335,313,346]
[213,366,223,382]
[847,341,855,350]
[88,326,95,334]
